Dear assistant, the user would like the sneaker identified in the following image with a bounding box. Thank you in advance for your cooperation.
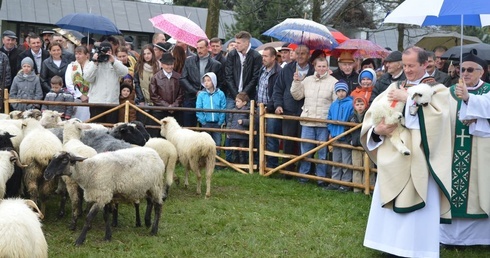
[338,186,352,192]
[324,184,339,191]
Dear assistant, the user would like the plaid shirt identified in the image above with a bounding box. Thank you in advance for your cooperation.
[256,67,271,104]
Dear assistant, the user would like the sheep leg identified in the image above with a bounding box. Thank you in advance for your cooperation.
[190,163,202,195]
[58,190,68,219]
[144,197,153,228]
[69,186,84,231]
[75,204,100,246]
[150,201,163,236]
[205,155,215,198]
[103,205,113,241]
[389,126,411,156]
[135,202,142,227]
[184,166,190,189]
[111,203,119,227]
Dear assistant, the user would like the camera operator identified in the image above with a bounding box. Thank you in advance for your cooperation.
[83,41,128,123]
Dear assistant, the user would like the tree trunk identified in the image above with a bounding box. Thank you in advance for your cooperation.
[397,23,405,51]
[206,0,220,38]
[312,0,321,23]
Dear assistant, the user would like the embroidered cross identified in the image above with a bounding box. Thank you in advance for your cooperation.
[456,129,471,147]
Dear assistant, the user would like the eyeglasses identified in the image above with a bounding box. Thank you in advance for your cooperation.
[461,67,481,73]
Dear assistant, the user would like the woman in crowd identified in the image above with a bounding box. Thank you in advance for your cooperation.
[115,46,137,78]
[134,44,159,106]
[172,45,186,74]
[40,42,71,97]
[65,46,91,121]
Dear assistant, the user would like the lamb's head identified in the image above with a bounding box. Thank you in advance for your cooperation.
[63,120,91,140]
[407,83,436,106]
[111,123,146,146]
[23,109,42,120]
[160,117,180,138]
[44,151,87,180]
[8,110,23,120]
[40,110,63,128]
[129,121,150,141]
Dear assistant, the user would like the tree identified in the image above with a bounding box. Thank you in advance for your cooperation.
[225,0,306,40]
[206,0,220,38]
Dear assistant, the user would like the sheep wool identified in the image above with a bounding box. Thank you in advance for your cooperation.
[0,198,48,258]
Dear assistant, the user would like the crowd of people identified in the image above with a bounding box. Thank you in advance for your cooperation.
[2,27,490,257]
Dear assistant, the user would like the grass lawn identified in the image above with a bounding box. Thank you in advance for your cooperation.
[41,167,489,257]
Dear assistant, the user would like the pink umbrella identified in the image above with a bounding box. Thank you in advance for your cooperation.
[149,14,208,48]
[331,39,390,59]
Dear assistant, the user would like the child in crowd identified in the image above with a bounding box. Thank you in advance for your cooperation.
[348,97,374,193]
[9,57,43,111]
[227,92,250,164]
[119,82,137,122]
[41,75,74,120]
[350,68,376,102]
[326,80,354,192]
[196,72,226,153]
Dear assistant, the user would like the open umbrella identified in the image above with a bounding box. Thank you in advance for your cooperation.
[150,14,208,48]
[53,28,84,46]
[262,18,338,50]
[328,27,349,44]
[331,39,390,59]
[442,43,490,62]
[384,0,490,66]
[55,13,121,35]
[415,32,481,51]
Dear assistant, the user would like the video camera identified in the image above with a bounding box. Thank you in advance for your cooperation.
[92,42,111,63]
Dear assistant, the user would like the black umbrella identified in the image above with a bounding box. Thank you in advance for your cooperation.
[441,43,490,62]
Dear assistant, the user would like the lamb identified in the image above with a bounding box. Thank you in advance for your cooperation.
[44,147,166,246]
[160,116,216,198]
[39,110,63,128]
[0,150,27,198]
[19,118,63,213]
[0,198,47,258]
[370,83,436,155]
[144,137,177,189]
[59,120,98,230]
[81,128,134,153]
[110,122,147,146]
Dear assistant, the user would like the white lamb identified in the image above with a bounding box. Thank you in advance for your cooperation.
[370,83,436,155]
[0,198,47,258]
[0,150,27,198]
[160,117,216,198]
[19,118,63,213]
[44,147,166,246]
[39,110,63,128]
[145,137,177,188]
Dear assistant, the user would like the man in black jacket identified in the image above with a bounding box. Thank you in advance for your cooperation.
[17,34,50,75]
[209,37,227,90]
[331,51,359,94]
[0,30,21,87]
[180,38,221,127]
[369,51,406,104]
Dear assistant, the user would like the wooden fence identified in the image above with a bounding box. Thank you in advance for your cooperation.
[3,89,376,194]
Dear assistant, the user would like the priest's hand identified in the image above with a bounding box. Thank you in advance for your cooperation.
[388,88,408,102]
[373,118,398,136]
[455,79,469,102]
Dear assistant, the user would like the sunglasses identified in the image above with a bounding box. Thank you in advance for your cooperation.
[461,67,481,73]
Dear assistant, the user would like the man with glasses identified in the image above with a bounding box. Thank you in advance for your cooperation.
[441,52,490,247]
[361,46,453,257]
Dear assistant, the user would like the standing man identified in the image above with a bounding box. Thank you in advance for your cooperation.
[370,50,405,104]
[83,41,128,124]
[180,38,221,127]
[279,43,293,67]
[256,46,282,168]
[440,53,490,246]
[361,46,453,258]
[426,51,451,87]
[433,45,448,72]
[0,30,20,88]
[152,33,166,45]
[40,30,54,51]
[17,34,50,75]
[224,31,262,103]
[272,45,314,172]
[331,51,359,94]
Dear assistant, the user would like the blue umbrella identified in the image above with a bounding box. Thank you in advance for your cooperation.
[55,13,121,35]
[384,0,490,66]
[223,37,263,50]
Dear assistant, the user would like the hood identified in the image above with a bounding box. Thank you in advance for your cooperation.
[201,72,217,90]
[17,70,37,82]
[358,68,377,86]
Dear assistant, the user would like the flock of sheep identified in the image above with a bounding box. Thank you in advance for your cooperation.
[0,110,217,256]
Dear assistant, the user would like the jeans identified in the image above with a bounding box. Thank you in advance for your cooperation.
[298,126,329,184]
[182,99,197,128]
[265,117,281,168]
[202,122,222,155]
[331,142,353,187]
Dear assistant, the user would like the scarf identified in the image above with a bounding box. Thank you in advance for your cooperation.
[71,61,90,95]
[140,63,154,104]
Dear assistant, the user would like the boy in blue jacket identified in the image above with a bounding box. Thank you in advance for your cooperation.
[326,80,354,192]
[196,72,226,153]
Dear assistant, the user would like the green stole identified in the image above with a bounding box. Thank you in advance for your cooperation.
[450,83,490,218]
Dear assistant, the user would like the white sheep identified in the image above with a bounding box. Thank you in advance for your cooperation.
[44,147,166,246]
[0,120,24,151]
[0,113,8,120]
[0,150,27,198]
[19,118,63,214]
[60,120,98,230]
[0,198,47,258]
[145,137,177,188]
[160,116,216,198]
[370,83,436,155]
[39,110,63,128]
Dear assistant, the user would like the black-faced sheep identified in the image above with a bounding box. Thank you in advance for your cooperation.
[160,117,216,198]
[44,147,166,246]
[19,118,63,213]
[110,122,147,146]
[0,150,27,198]
[0,198,47,258]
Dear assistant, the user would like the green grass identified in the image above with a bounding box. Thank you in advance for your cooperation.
[41,167,489,257]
